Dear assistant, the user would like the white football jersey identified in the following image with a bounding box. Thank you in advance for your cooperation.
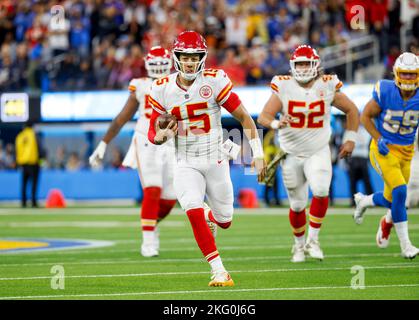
[271,74,343,157]
[149,69,234,162]
[128,77,154,135]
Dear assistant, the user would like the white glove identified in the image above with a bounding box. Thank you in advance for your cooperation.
[89,141,107,168]
[220,139,241,160]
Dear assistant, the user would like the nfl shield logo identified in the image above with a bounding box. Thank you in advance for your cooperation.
[317,89,325,98]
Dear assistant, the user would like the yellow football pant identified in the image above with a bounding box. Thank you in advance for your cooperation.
[369,141,412,202]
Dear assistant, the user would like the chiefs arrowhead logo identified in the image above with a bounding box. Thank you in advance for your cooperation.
[199,85,213,99]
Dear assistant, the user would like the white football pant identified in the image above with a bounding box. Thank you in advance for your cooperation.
[174,160,234,223]
[123,132,176,199]
[280,145,332,212]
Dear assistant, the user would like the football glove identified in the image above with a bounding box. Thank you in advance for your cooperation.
[89,141,107,168]
[264,148,287,187]
[377,137,390,156]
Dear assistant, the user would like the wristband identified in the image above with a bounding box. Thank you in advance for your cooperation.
[249,138,264,159]
[99,141,107,148]
[270,120,280,130]
[343,130,357,143]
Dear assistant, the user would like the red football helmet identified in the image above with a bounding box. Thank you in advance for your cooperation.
[290,45,321,83]
[144,46,172,79]
[172,30,207,80]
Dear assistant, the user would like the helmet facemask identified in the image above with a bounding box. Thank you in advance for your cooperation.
[173,51,207,81]
[145,57,172,79]
[393,52,419,91]
[290,59,320,83]
[393,70,418,91]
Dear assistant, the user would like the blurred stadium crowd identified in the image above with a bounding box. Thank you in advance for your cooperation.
[0,139,127,170]
[0,0,418,174]
[0,0,418,92]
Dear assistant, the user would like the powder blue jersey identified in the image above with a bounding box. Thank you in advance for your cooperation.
[372,80,419,146]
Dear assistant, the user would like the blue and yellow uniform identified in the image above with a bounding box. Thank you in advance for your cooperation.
[369,79,419,202]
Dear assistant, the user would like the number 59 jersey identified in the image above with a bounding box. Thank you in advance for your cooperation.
[148,69,234,162]
[373,80,419,147]
[271,74,343,157]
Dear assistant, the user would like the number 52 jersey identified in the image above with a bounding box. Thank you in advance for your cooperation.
[270,74,343,157]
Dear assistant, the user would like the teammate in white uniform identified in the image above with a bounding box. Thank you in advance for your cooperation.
[147,31,267,287]
[89,46,176,257]
[258,45,359,263]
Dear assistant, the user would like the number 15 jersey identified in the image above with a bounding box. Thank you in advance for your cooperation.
[148,69,235,162]
[271,74,343,157]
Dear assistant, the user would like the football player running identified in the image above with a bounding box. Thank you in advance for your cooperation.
[147,31,267,287]
[353,52,419,259]
[258,45,359,263]
[89,46,177,258]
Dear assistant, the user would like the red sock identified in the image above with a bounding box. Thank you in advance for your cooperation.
[208,210,231,229]
[158,199,176,222]
[309,196,328,229]
[381,218,393,239]
[141,187,161,232]
[186,208,219,262]
[289,208,306,237]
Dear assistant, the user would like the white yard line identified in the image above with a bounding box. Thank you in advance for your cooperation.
[1,283,418,300]
[1,263,418,281]
[0,251,411,268]
[0,221,184,228]
[0,208,418,216]
[6,241,395,255]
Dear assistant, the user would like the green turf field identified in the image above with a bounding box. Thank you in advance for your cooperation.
[0,206,418,300]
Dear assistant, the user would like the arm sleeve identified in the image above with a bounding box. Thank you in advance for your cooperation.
[147,108,160,144]
[221,92,241,113]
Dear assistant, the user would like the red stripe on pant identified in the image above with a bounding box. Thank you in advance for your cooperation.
[186,208,218,262]
[289,208,306,237]
[141,187,161,231]
[309,196,328,228]
[158,199,176,221]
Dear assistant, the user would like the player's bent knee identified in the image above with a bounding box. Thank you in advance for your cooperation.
[212,206,233,228]
[282,175,298,190]
[312,187,329,198]
[290,201,306,213]
[392,185,407,201]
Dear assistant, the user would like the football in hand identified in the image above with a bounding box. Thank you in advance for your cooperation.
[157,113,177,130]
